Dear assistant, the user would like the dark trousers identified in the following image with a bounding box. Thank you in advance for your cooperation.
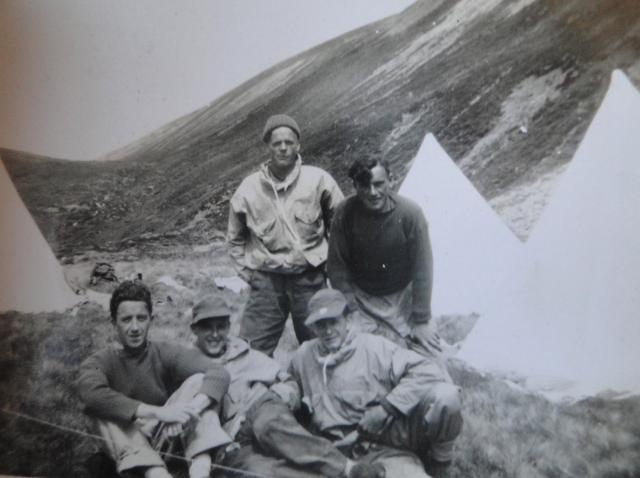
[239,268,325,356]
[219,392,348,478]
[347,382,463,476]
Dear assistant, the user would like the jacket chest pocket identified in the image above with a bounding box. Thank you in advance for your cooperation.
[293,207,323,243]
[249,216,288,252]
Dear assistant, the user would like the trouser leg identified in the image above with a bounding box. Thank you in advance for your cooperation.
[239,391,348,477]
[358,446,429,478]
[349,283,453,382]
[288,267,326,344]
[384,382,463,463]
[94,375,231,477]
[349,283,413,339]
[421,383,463,463]
[221,443,325,478]
[162,373,232,459]
[239,270,288,356]
[95,418,166,475]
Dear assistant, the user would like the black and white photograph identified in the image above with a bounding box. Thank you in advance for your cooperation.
[1,1,639,476]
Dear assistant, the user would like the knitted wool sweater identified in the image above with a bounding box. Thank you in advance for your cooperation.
[76,341,230,423]
[327,193,433,320]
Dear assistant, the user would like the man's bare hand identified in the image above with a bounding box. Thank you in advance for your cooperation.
[154,403,201,425]
[357,405,392,438]
[409,320,443,357]
[271,382,299,411]
[165,423,183,437]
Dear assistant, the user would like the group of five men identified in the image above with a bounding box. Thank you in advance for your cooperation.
[77,115,462,478]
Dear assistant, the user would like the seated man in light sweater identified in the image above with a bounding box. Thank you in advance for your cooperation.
[76,281,232,478]
[289,289,463,477]
[189,295,385,478]
[327,156,446,364]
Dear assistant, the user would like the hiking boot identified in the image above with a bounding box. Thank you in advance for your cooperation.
[348,462,386,478]
[85,451,119,478]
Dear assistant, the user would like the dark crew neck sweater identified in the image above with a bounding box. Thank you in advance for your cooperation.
[328,193,433,320]
[76,340,230,423]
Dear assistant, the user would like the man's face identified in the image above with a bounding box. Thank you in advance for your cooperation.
[354,165,391,213]
[113,301,152,352]
[267,126,300,177]
[192,317,231,358]
[310,315,349,353]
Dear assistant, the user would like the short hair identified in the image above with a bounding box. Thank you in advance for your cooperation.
[109,280,152,320]
[347,157,391,186]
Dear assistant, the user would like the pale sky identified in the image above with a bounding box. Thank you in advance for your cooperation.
[0,0,414,160]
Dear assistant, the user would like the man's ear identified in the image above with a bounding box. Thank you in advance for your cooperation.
[388,172,399,190]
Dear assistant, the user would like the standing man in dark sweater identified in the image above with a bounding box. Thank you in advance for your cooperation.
[76,281,232,478]
[327,157,444,360]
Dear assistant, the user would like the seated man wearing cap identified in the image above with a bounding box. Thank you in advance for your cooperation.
[190,295,386,478]
[289,289,464,478]
[227,113,344,356]
[76,281,232,478]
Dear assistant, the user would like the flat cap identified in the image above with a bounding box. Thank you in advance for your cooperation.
[304,289,349,327]
[191,296,232,326]
[262,114,300,143]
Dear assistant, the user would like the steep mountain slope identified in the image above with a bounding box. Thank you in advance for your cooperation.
[3,0,639,255]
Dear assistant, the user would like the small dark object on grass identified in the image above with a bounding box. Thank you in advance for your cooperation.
[90,262,119,292]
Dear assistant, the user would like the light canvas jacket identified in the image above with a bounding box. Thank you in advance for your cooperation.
[289,330,446,440]
[201,336,299,438]
[227,157,344,274]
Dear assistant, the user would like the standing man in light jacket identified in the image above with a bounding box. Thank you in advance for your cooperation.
[289,289,463,477]
[227,114,344,355]
[75,281,232,478]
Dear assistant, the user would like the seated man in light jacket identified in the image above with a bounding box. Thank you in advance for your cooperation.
[76,281,232,478]
[289,289,464,478]
[189,295,385,478]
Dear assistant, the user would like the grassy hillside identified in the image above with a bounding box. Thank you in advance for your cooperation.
[2,0,640,256]
[1,254,639,477]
